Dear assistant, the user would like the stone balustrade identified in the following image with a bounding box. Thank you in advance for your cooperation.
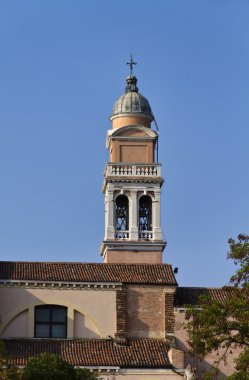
[139,231,153,239]
[115,231,130,239]
[105,163,162,178]
[115,230,154,240]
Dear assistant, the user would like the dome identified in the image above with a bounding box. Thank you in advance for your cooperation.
[110,75,154,121]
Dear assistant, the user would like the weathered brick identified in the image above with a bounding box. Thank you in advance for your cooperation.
[115,287,126,339]
[126,285,165,339]
[165,292,175,336]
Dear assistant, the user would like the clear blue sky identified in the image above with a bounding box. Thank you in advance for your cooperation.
[0,0,248,287]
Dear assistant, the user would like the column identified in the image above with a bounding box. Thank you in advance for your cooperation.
[129,190,138,240]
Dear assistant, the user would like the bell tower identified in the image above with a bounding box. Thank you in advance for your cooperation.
[100,58,166,264]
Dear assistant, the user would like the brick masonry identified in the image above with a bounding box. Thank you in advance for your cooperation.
[126,285,165,339]
[115,286,127,339]
[165,291,175,337]
[169,347,185,369]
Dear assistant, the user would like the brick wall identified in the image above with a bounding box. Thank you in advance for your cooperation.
[165,291,175,337]
[115,287,126,340]
[168,347,185,369]
[126,285,165,338]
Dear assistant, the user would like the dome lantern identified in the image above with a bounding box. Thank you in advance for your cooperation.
[110,57,154,128]
[110,74,154,124]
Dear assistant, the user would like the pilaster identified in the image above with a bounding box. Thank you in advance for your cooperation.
[105,188,115,240]
[153,191,162,240]
[130,191,138,240]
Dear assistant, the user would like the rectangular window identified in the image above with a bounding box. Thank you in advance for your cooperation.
[35,305,67,338]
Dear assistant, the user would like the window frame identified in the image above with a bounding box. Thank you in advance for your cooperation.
[34,305,67,338]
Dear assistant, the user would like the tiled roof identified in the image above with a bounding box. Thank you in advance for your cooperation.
[3,339,172,368]
[0,262,176,285]
[175,287,245,307]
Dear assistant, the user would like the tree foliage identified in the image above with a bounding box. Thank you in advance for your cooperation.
[185,234,249,380]
[22,353,97,380]
[22,353,75,380]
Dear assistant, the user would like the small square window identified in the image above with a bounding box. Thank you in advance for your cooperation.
[35,306,67,338]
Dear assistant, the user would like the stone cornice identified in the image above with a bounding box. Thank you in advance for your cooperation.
[0,280,122,290]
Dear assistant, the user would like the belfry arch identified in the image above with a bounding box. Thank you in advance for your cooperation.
[115,194,129,238]
[139,195,152,233]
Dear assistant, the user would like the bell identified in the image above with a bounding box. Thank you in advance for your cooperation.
[140,209,147,217]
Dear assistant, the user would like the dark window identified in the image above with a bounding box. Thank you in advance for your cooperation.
[116,195,129,231]
[35,305,67,338]
[139,195,152,231]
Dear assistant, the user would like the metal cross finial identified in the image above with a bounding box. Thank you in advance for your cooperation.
[126,54,137,76]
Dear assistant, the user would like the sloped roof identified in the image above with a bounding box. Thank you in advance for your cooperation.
[175,287,243,307]
[0,262,176,285]
[3,339,172,368]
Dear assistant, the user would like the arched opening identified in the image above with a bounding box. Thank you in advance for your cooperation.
[115,195,129,238]
[139,195,152,237]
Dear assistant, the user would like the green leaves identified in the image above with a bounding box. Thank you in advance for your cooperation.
[0,343,97,380]
[22,353,97,380]
[186,234,249,379]
[22,353,76,380]
[228,234,249,288]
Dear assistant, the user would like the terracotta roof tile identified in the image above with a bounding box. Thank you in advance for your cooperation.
[175,287,246,307]
[3,339,172,368]
[0,262,176,285]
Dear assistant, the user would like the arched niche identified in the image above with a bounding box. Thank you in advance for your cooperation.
[115,194,129,236]
[139,195,152,232]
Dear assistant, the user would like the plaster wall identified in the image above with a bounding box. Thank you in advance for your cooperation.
[110,140,154,163]
[112,116,151,129]
[0,287,116,338]
[118,129,149,137]
[104,250,162,264]
[1,309,28,338]
[96,369,183,379]
[74,310,100,338]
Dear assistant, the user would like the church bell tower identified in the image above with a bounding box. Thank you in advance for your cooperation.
[100,58,166,264]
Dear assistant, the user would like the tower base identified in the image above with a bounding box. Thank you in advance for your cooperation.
[100,240,166,264]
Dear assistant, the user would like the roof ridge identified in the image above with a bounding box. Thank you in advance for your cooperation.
[177,286,225,290]
[0,261,171,266]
